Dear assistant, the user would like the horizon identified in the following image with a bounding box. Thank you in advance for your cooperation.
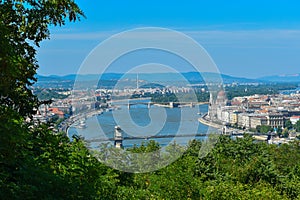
[37,71,300,80]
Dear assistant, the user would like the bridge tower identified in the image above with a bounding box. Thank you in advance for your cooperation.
[114,126,123,148]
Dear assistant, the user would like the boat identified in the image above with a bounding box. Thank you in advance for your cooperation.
[77,120,87,129]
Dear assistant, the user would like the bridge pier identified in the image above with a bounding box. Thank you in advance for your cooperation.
[114,126,123,148]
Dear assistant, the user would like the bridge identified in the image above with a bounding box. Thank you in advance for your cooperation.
[85,133,213,143]
[83,131,252,143]
[111,101,208,109]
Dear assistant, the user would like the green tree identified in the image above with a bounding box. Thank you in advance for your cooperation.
[0,0,84,116]
[282,128,289,138]
[0,0,88,198]
[257,125,272,133]
[285,120,293,130]
[294,120,300,132]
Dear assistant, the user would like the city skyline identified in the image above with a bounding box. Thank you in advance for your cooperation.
[37,0,300,78]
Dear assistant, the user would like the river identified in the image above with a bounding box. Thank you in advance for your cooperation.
[68,100,218,148]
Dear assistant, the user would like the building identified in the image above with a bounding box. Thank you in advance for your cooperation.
[208,90,227,121]
[48,107,65,118]
[237,113,251,129]
[290,116,300,125]
[230,111,241,126]
[249,116,267,129]
[266,113,284,128]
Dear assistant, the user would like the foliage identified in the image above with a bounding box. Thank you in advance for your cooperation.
[3,110,300,199]
[0,0,84,117]
[34,88,70,100]
[0,0,88,199]
[294,120,300,132]
[282,128,289,138]
[151,93,179,103]
[151,92,209,103]
[89,136,300,199]
[0,114,117,199]
[285,120,293,130]
[256,125,273,133]
[225,83,297,100]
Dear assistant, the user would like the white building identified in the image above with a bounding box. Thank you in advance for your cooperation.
[290,116,300,125]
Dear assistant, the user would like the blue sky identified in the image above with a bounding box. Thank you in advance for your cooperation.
[37,0,300,78]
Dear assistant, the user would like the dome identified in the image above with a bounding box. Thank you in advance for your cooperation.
[217,90,226,97]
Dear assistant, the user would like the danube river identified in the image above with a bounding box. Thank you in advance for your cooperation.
[68,100,218,148]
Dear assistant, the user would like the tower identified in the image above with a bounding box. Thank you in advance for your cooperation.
[216,90,227,107]
[114,126,123,148]
[208,90,227,121]
[208,91,217,120]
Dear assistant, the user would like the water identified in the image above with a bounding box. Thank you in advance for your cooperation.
[68,100,217,148]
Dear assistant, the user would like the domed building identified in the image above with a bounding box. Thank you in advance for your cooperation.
[216,90,227,107]
[208,90,228,121]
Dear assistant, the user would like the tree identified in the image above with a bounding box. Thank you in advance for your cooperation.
[285,120,293,130]
[0,0,84,117]
[282,128,289,138]
[294,120,300,132]
[256,125,272,133]
[0,0,86,198]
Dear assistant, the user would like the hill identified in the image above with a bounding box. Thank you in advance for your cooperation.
[258,74,300,82]
[36,72,263,88]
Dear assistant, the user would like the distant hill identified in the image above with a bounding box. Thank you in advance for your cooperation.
[35,75,65,82]
[36,74,124,82]
[181,72,259,84]
[36,72,261,85]
[258,74,300,83]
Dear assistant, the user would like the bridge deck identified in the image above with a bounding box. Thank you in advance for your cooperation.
[84,132,255,143]
[111,102,208,105]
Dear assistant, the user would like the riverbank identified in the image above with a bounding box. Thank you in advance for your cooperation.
[61,108,106,137]
[198,113,223,129]
[198,113,247,135]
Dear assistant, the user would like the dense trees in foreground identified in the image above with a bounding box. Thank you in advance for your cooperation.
[3,128,300,199]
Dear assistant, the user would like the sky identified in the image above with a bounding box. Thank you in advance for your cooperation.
[37,0,300,78]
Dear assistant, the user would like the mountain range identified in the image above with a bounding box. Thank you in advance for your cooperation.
[35,72,300,87]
